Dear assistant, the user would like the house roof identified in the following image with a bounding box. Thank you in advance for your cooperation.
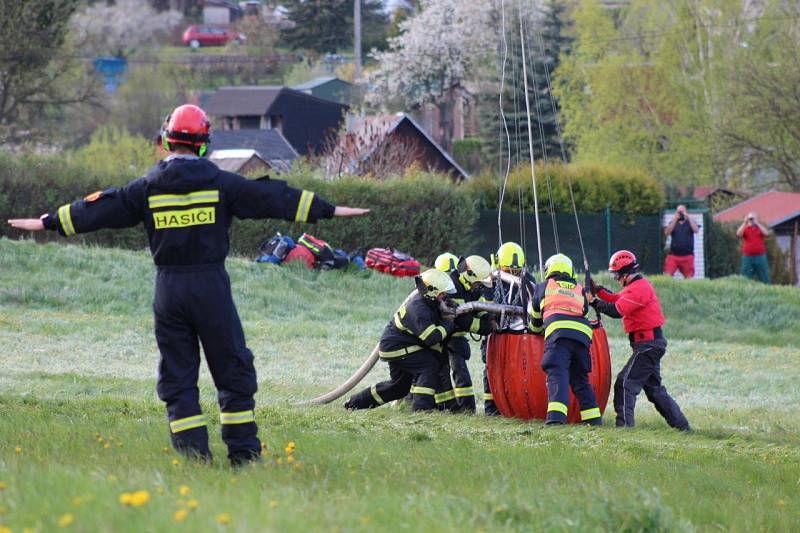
[348,113,468,180]
[206,86,283,116]
[209,150,268,172]
[713,191,800,228]
[292,77,346,91]
[210,129,298,162]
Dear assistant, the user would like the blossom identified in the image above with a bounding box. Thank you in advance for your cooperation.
[58,513,75,527]
[172,459,180,466]
[286,455,295,464]
[269,500,278,508]
[173,509,189,522]
[216,513,231,525]
[119,492,133,505]
[0,482,6,491]
[179,485,190,496]
[14,447,21,454]
[187,499,199,510]
[0,526,11,533]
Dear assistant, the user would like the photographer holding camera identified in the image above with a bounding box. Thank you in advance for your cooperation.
[736,212,770,283]
[663,205,699,279]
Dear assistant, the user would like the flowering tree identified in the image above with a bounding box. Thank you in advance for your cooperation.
[72,0,183,57]
[366,0,496,150]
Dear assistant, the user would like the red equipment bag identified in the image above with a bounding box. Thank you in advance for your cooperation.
[284,245,315,269]
[486,322,612,422]
[365,248,421,277]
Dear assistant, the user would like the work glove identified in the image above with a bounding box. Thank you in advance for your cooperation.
[439,298,458,321]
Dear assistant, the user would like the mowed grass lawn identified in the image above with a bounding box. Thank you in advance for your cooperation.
[1,239,799,531]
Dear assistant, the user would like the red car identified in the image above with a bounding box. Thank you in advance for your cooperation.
[182,25,245,48]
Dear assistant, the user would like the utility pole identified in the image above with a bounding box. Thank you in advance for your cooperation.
[354,0,362,81]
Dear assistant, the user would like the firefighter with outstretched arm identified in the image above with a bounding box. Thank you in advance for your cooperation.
[586,250,691,431]
[8,104,369,466]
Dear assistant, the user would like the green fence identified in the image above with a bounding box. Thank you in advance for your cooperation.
[469,209,664,274]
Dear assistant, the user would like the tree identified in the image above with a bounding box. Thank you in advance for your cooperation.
[480,0,574,170]
[281,0,388,54]
[720,2,800,191]
[553,0,748,186]
[71,0,184,57]
[366,0,496,151]
[0,0,98,143]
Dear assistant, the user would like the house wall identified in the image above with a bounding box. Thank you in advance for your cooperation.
[203,6,230,25]
[775,221,800,286]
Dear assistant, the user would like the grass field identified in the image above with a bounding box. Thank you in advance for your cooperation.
[1,238,799,532]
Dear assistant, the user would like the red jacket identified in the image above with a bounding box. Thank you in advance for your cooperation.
[597,276,665,334]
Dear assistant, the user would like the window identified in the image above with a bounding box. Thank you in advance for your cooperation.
[239,116,261,129]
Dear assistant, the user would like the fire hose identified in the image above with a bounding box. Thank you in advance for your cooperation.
[301,291,525,406]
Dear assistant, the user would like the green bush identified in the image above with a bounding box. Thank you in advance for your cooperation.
[465,162,665,215]
[452,137,482,175]
[1,152,476,263]
[704,219,793,285]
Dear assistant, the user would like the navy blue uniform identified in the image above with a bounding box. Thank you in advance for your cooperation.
[529,274,601,425]
[43,155,335,464]
[345,292,454,412]
[438,271,494,413]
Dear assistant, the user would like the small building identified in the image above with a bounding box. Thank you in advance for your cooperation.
[205,86,348,154]
[292,77,352,105]
[209,129,298,171]
[209,149,271,175]
[321,113,468,180]
[714,191,800,284]
[202,0,241,26]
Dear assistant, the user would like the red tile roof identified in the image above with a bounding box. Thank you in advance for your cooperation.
[713,191,800,227]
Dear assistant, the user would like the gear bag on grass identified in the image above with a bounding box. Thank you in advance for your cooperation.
[256,233,295,263]
[284,245,315,269]
[365,248,421,277]
[297,232,340,269]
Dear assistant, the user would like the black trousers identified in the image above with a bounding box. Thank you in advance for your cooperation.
[346,349,442,411]
[481,338,499,415]
[541,338,601,425]
[614,338,690,429]
[448,336,476,413]
[154,265,260,464]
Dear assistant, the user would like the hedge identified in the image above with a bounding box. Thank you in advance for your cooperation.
[0,152,476,263]
[465,162,665,215]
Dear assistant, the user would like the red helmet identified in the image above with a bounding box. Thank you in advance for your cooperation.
[162,104,210,155]
[608,250,638,273]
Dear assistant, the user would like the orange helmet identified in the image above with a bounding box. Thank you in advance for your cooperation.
[608,250,638,275]
[162,104,210,156]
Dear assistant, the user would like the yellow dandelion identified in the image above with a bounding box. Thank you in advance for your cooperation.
[129,490,150,507]
[275,457,282,465]
[286,455,295,464]
[163,447,170,453]
[287,441,295,449]
[0,526,11,533]
[0,481,6,490]
[14,447,21,454]
[179,485,191,496]
[103,443,110,449]
[778,499,786,507]
[23,528,35,533]
[216,513,232,525]
[97,437,104,444]
[187,499,199,510]
[119,492,133,505]
[72,496,84,507]
[172,459,180,466]
[58,513,75,527]
[173,509,189,523]
[269,500,278,508]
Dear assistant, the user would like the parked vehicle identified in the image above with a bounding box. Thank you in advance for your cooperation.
[182,25,245,48]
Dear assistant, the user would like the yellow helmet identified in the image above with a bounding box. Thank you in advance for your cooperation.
[544,253,574,279]
[497,242,525,270]
[459,255,493,288]
[417,268,457,298]
[434,252,459,273]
